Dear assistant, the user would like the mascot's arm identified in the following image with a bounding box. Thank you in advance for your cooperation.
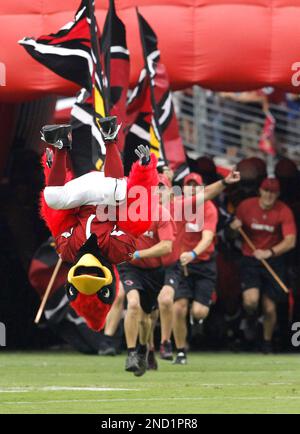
[118,153,159,237]
[40,153,78,238]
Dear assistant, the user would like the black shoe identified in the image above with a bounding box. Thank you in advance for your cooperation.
[134,353,147,377]
[97,115,121,142]
[125,351,140,372]
[98,335,117,356]
[147,350,158,370]
[41,124,72,149]
[98,345,117,356]
[173,352,187,365]
[261,340,272,354]
[159,340,173,361]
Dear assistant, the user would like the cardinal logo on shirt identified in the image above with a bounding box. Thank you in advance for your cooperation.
[143,230,154,239]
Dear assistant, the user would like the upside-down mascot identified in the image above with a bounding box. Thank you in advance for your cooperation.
[40,116,158,331]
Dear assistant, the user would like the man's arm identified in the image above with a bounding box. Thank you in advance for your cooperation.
[177,170,240,209]
[203,170,240,201]
[253,234,296,260]
[180,230,215,266]
[133,240,173,260]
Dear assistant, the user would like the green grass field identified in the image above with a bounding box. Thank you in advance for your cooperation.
[0,351,299,414]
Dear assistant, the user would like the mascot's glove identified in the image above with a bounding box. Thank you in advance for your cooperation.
[135,145,151,166]
[98,115,121,142]
[41,124,72,149]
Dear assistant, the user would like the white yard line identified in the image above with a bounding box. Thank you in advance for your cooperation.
[0,382,296,394]
[1,396,300,406]
[0,386,139,393]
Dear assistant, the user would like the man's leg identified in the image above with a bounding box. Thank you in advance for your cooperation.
[261,294,277,354]
[98,281,125,356]
[191,301,209,321]
[173,298,189,364]
[147,310,159,370]
[124,289,141,349]
[158,285,175,360]
[124,289,142,372]
[242,287,260,342]
[134,310,152,377]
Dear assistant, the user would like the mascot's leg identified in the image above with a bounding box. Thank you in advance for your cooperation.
[99,116,124,179]
[45,172,127,209]
[43,117,127,210]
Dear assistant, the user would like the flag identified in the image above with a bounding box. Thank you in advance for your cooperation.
[19,0,93,90]
[125,10,189,181]
[70,88,106,175]
[258,111,276,156]
[101,0,130,151]
[19,0,108,171]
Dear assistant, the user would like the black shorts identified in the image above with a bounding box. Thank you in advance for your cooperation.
[239,255,288,303]
[174,259,217,307]
[118,262,181,314]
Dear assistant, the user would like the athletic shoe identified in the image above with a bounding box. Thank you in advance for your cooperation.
[147,350,158,370]
[134,353,147,377]
[173,352,187,365]
[98,344,117,356]
[125,351,140,372]
[159,340,173,361]
[98,115,121,142]
[98,335,117,356]
[261,340,272,355]
[41,124,72,149]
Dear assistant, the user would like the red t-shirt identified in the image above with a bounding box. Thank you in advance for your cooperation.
[236,197,297,256]
[132,205,176,269]
[170,198,218,262]
[56,205,137,265]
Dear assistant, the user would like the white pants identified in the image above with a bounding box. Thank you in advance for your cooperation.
[44,172,127,210]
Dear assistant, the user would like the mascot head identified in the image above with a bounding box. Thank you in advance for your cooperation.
[65,234,118,331]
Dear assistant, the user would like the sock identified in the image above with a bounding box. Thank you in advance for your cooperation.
[104,141,124,178]
[127,347,136,355]
[47,149,69,186]
[137,344,147,355]
[177,348,186,355]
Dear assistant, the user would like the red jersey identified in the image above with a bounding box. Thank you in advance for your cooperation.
[132,206,176,269]
[177,199,218,262]
[236,197,297,256]
[164,196,218,263]
[56,205,137,265]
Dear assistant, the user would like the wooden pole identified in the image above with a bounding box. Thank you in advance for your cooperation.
[34,257,63,324]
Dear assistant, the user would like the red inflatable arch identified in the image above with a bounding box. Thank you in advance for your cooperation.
[1,0,300,103]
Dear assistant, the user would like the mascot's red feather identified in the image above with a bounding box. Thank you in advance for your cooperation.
[39,152,158,331]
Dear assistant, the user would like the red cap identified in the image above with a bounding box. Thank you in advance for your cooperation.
[183,172,203,186]
[260,177,280,193]
[158,173,172,189]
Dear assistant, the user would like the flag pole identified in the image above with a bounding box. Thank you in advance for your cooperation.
[34,257,63,324]
[238,227,289,294]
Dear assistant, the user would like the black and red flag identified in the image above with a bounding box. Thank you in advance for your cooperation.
[19,0,94,91]
[125,10,189,181]
[101,0,130,151]
[19,0,108,169]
